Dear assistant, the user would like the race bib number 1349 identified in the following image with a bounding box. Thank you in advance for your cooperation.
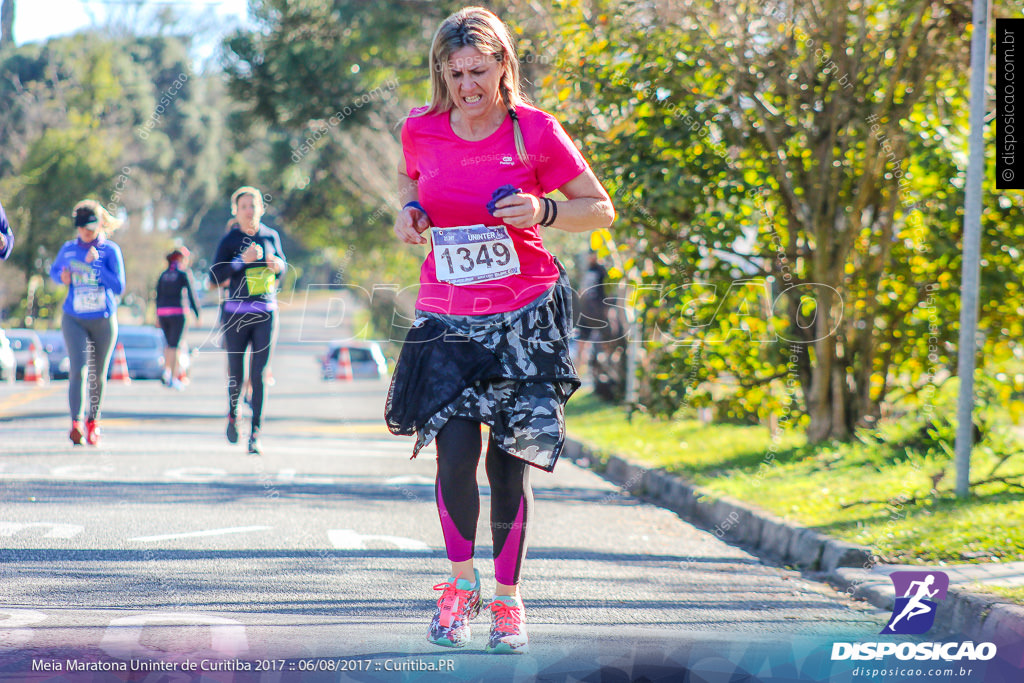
[431,225,521,286]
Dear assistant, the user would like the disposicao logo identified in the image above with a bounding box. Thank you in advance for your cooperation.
[881,570,948,635]
[831,571,997,663]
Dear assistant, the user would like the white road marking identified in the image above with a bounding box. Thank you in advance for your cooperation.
[385,475,434,486]
[0,610,47,650]
[328,529,431,552]
[0,522,83,539]
[50,464,116,479]
[99,613,248,660]
[301,476,335,484]
[164,467,227,481]
[277,469,296,482]
[129,526,271,542]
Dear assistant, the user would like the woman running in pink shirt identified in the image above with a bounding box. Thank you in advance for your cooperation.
[386,6,615,655]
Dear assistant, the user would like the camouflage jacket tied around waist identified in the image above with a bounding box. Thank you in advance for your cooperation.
[385,266,581,472]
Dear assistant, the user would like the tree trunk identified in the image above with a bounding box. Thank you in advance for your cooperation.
[802,285,859,443]
[1,0,13,48]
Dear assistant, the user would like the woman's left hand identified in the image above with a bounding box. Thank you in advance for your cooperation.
[492,193,542,229]
[85,247,99,263]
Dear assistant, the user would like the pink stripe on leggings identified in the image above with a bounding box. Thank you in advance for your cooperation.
[493,497,525,585]
[437,481,474,562]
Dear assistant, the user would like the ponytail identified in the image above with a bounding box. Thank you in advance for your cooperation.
[501,86,530,167]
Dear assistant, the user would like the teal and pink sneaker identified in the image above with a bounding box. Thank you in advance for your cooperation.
[427,570,482,647]
[485,595,528,654]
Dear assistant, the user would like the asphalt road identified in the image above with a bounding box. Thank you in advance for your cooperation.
[0,291,890,681]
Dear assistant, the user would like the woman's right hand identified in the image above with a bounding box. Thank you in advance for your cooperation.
[60,268,71,285]
[393,207,430,245]
[241,242,263,263]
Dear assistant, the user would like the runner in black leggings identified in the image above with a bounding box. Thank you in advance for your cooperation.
[210,186,286,455]
[435,419,531,587]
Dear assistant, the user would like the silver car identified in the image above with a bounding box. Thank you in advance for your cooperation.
[0,330,15,383]
[37,330,70,380]
[110,325,166,380]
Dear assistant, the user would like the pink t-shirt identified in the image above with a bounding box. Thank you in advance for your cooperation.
[402,104,589,314]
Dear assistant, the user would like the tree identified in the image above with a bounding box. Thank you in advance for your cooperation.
[0,29,235,316]
[1,0,13,49]
[541,0,1024,441]
[220,0,467,296]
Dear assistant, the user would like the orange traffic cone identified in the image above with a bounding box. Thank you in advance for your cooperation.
[23,343,45,385]
[110,343,131,384]
[334,347,353,381]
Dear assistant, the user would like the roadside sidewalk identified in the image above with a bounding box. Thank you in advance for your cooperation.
[562,437,1024,666]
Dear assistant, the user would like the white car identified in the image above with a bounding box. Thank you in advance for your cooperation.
[319,341,389,380]
[6,328,50,381]
[0,330,15,383]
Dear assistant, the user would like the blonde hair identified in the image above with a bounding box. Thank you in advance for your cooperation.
[419,7,531,165]
[73,199,123,233]
[230,186,265,217]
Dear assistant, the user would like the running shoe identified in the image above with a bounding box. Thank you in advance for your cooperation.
[161,369,172,386]
[226,417,238,444]
[485,595,528,654]
[247,432,261,455]
[427,570,482,648]
[69,420,84,446]
[85,420,101,446]
[170,377,185,391]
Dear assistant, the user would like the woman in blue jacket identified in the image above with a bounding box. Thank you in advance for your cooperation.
[49,200,126,446]
[0,199,13,261]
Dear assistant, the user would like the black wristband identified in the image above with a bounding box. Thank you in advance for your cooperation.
[541,198,557,226]
[539,197,550,226]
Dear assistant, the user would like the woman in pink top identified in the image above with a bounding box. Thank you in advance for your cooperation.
[386,7,614,655]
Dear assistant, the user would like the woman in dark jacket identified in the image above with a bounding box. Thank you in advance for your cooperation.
[155,247,200,389]
[209,186,286,455]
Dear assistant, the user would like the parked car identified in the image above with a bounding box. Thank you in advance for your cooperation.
[0,330,16,383]
[6,329,50,381]
[37,330,70,380]
[319,341,389,380]
[109,325,166,380]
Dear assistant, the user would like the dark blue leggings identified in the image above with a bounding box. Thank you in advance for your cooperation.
[435,418,532,586]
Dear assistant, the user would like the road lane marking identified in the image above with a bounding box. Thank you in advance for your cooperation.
[328,529,431,552]
[50,464,116,479]
[277,469,296,482]
[129,526,271,542]
[0,387,60,416]
[385,475,434,486]
[164,467,227,481]
[99,613,248,660]
[293,424,393,435]
[0,522,83,538]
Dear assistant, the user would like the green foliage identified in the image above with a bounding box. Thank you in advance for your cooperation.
[540,0,1024,443]
[219,0,472,294]
[0,30,234,320]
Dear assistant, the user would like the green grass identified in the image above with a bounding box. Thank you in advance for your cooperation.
[968,586,1024,604]
[565,391,1024,566]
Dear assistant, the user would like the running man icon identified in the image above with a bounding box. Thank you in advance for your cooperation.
[881,571,950,635]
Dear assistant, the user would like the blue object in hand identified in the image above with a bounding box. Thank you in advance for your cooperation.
[486,184,522,216]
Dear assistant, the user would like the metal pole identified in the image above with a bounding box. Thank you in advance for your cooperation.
[954,0,991,498]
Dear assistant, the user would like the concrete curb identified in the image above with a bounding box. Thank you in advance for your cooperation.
[563,437,1024,647]
[562,439,874,574]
